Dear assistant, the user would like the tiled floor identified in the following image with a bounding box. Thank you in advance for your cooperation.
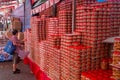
[0,61,36,80]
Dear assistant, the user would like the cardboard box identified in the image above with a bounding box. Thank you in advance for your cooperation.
[12,21,22,31]
[5,31,12,39]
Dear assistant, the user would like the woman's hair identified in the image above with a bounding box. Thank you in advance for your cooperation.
[12,29,18,35]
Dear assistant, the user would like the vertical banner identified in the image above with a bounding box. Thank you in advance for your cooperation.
[50,0,54,7]
[54,0,60,4]
[46,1,50,9]
[36,7,39,13]
[31,0,60,15]
[41,4,45,11]
[24,0,31,31]
[39,6,41,13]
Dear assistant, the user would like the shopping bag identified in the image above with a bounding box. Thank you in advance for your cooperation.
[18,50,29,59]
[4,40,16,55]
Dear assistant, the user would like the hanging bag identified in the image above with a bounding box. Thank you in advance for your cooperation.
[3,40,16,55]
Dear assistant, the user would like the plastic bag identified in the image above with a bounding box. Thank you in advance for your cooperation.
[0,54,13,62]
[18,50,29,59]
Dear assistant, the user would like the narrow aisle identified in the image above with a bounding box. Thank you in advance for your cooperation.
[0,61,36,80]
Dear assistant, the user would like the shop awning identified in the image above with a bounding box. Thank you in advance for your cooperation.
[31,0,60,15]
[32,0,47,9]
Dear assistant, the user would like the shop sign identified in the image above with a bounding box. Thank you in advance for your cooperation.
[39,6,42,12]
[50,0,54,7]
[41,4,45,11]
[55,0,60,4]
[46,1,49,9]
[31,0,60,15]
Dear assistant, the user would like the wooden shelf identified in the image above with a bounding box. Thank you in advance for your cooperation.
[110,64,120,69]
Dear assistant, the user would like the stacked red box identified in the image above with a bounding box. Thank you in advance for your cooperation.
[29,16,40,62]
[38,41,46,71]
[81,69,114,80]
[75,3,118,70]
[76,4,111,46]
[76,0,96,6]
[58,10,72,35]
[46,42,61,80]
[60,34,91,80]
[60,47,71,80]
[24,30,27,51]
[36,19,47,41]
[48,35,61,49]
[24,29,31,52]
[26,1,120,80]
[45,18,61,79]
[69,46,91,80]
[61,34,81,47]
[109,2,120,36]
[43,42,49,75]
[46,18,60,49]
[57,0,72,11]
[52,49,61,80]
[47,18,59,36]
[112,38,120,80]
[47,45,54,80]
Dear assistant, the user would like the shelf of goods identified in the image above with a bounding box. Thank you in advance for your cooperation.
[111,38,120,80]
[24,0,120,80]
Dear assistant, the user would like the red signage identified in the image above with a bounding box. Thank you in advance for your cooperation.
[31,0,60,15]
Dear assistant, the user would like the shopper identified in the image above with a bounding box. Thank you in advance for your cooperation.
[10,29,21,74]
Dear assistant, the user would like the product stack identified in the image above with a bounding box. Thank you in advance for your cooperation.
[60,34,81,80]
[47,18,59,36]
[76,0,96,5]
[109,2,120,36]
[37,19,46,41]
[24,29,31,52]
[47,18,60,49]
[111,38,120,80]
[38,41,46,71]
[47,20,61,80]
[47,45,61,80]
[60,34,92,80]
[24,0,120,80]
[29,17,39,61]
[58,10,72,35]
[57,0,72,12]
[76,3,111,70]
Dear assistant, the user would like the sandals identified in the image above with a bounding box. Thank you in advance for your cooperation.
[13,68,21,74]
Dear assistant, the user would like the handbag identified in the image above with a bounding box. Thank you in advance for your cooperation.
[4,40,16,55]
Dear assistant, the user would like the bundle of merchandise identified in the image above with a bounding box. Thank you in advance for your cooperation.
[81,69,114,80]
[58,10,72,35]
[24,29,31,53]
[111,38,120,80]
[57,0,72,11]
[76,3,111,70]
[46,41,61,80]
[46,18,61,49]
[60,34,91,80]
[37,19,46,41]
[76,0,96,6]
